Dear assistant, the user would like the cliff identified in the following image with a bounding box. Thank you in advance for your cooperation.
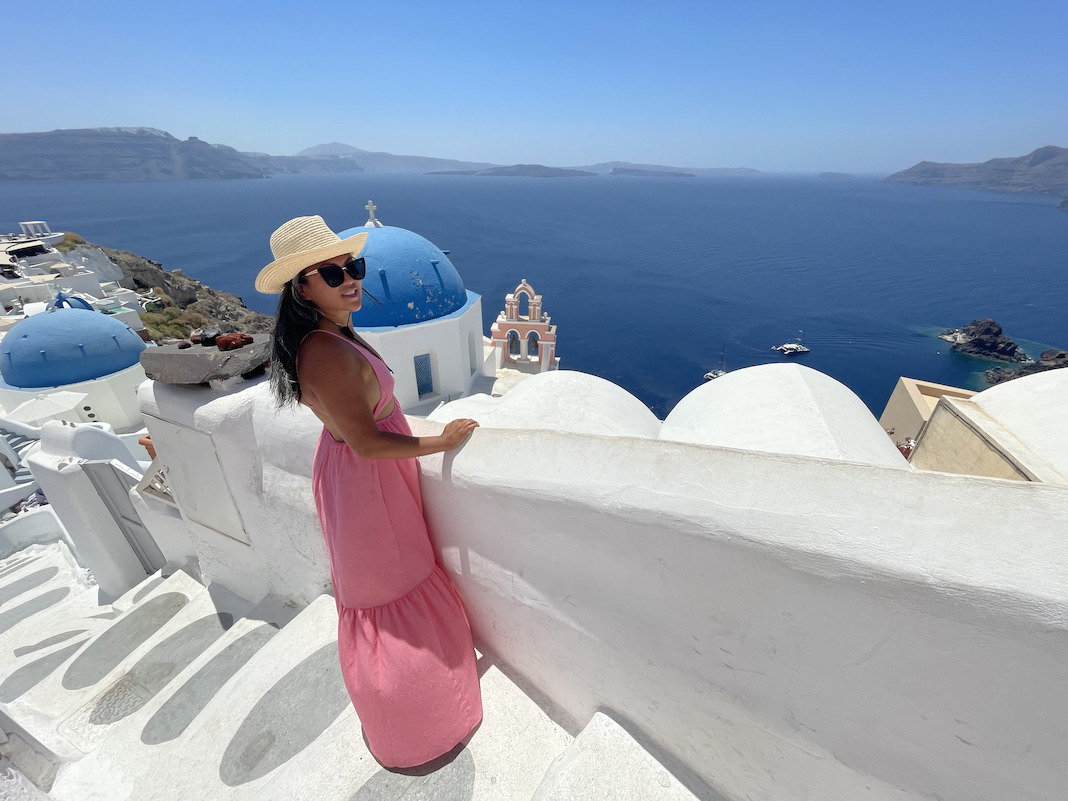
[237,152,364,175]
[885,145,1068,196]
[0,128,264,181]
[60,233,274,341]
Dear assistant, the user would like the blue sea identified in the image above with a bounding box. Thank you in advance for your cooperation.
[3,173,1066,418]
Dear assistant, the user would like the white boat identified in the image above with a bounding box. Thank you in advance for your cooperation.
[773,342,810,355]
[773,329,810,355]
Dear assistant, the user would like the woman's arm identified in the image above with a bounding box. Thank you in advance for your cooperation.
[298,334,477,459]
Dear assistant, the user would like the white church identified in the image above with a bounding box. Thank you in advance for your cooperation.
[0,206,1064,801]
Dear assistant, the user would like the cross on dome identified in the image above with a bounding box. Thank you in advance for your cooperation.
[364,200,384,228]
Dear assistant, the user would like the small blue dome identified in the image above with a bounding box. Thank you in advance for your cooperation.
[334,225,467,327]
[1,309,146,388]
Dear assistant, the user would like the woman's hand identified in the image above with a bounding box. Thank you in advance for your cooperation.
[440,418,479,450]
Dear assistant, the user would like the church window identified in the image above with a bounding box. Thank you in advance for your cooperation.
[414,353,434,398]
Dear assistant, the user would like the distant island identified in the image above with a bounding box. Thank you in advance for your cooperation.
[427,164,596,178]
[576,161,761,176]
[886,145,1068,196]
[0,128,364,181]
[0,129,763,182]
[819,172,854,179]
[296,142,494,173]
[610,167,694,178]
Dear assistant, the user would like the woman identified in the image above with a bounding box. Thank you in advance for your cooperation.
[256,215,483,769]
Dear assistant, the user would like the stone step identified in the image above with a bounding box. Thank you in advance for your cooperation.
[0,543,102,662]
[51,593,289,801]
[59,592,576,801]
[530,712,701,801]
[1,569,225,767]
[83,593,360,801]
[281,658,575,801]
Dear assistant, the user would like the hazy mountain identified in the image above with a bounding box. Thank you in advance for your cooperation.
[576,161,762,176]
[237,152,364,175]
[885,146,1068,196]
[0,128,264,181]
[296,142,495,173]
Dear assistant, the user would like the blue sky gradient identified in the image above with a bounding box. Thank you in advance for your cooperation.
[2,0,1065,172]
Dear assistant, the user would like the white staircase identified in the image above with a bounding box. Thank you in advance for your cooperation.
[0,544,700,801]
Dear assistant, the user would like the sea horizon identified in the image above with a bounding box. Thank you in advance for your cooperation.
[3,172,1065,418]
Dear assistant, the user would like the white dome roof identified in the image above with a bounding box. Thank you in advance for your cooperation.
[429,370,662,439]
[969,368,1068,479]
[661,363,906,466]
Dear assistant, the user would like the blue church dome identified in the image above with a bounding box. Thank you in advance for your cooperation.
[334,225,468,327]
[1,308,146,389]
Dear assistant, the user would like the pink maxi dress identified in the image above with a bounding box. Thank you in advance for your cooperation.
[305,330,482,768]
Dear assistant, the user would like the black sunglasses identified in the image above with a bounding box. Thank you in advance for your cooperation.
[303,257,366,287]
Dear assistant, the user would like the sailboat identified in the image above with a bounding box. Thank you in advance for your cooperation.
[704,342,728,380]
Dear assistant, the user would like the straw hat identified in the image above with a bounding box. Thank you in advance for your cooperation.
[255,216,368,294]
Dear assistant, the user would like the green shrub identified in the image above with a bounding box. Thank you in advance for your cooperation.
[55,233,87,253]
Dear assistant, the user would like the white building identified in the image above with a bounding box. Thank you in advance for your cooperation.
[334,205,495,414]
[0,308,148,434]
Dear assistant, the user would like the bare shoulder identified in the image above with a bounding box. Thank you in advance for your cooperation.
[297,332,371,385]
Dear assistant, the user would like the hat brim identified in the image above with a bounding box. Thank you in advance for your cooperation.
[255,232,369,294]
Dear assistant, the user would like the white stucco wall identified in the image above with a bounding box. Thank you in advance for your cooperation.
[413,424,1068,801]
[0,505,73,559]
[131,373,1068,801]
[25,421,152,596]
[138,379,329,605]
[356,298,492,412]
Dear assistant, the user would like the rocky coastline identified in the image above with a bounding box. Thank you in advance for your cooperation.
[886,145,1068,196]
[939,318,1029,363]
[58,233,274,342]
[985,349,1068,385]
[937,317,1067,385]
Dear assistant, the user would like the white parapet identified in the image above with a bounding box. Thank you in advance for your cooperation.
[134,367,1068,801]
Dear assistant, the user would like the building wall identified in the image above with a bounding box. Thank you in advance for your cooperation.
[135,376,1068,801]
[878,377,977,447]
[0,363,147,433]
[356,297,492,411]
[909,400,1030,481]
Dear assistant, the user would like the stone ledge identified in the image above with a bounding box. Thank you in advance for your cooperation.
[139,335,270,384]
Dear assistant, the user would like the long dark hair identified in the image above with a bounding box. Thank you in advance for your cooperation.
[269,274,379,406]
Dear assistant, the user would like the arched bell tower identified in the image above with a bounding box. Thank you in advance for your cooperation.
[489,280,559,372]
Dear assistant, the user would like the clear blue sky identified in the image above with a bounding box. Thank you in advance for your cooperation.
[3,0,1065,173]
